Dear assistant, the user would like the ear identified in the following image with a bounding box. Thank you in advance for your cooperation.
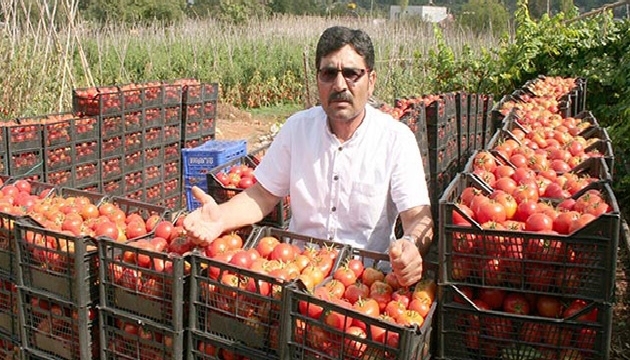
[368,70,376,96]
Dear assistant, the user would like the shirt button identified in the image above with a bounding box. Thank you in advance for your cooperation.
[328,236,333,240]
[333,175,339,181]
[338,147,343,151]
[331,206,336,212]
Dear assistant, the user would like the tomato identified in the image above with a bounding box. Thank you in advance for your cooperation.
[332,267,357,288]
[360,267,384,287]
[563,299,597,322]
[346,259,364,278]
[94,220,119,239]
[475,199,506,224]
[223,233,243,250]
[453,286,474,304]
[408,298,431,318]
[413,279,437,304]
[153,221,174,242]
[79,204,99,220]
[299,287,330,319]
[269,243,295,262]
[536,295,563,318]
[525,213,554,232]
[145,214,162,232]
[391,287,412,308]
[344,326,367,358]
[514,199,539,222]
[494,165,515,179]
[352,298,380,329]
[205,237,229,258]
[126,220,148,239]
[477,288,505,310]
[396,310,424,327]
[473,151,498,173]
[383,272,401,291]
[502,292,530,315]
[384,300,407,320]
[490,191,517,220]
[256,236,280,258]
[245,277,270,297]
[369,281,393,311]
[460,187,483,207]
[452,204,474,226]
[311,255,334,277]
[13,179,31,194]
[229,250,252,269]
[302,266,325,288]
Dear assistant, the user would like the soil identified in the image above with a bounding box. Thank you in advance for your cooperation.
[214,103,630,360]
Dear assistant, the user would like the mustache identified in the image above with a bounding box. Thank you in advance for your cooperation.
[329,92,353,103]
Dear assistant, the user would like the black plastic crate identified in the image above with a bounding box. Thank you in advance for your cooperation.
[201,113,216,137]
[0,153,7,176]
[101,134,123,158]
[144,125,163,148]
[163,124,182,145]
[283,281,436,360]
[73,86,122,116]
[164,105,182,126]
[17,286,99,359]
[0,272,18,338]
[189,227,346,359]
[39,115,73,147]
[163,177,181,199]
[145,107,164,127]
[9,148,43,178]
[425,98,447,126]
[73,116,99,142]
[438,173,620,302]
[14,217,99,306]
[183,101,217,127]
[428,146,449,175]
[144,183,163,205]
[205,156,291,228]
[122,171,143,194]
[144,164,163,187]
[102,177,123,197]
[101,155,123,183]
[73,139,99,165]
[400,103,428,155]
[0,329,20,359]
[73,159,100,188]
[163,83,183,106]
[43,144,73,172]
[141,145,162,168]
[164,159,181,182]
[98,236,187,330]
[183,83,219,103]
[108,196,169,221]
[159,194,182,211]
[446,136,458,167]
[100,114,124,137]
[123,150,144,173]
[141,82,166,108]
[164,141,181,162]
[437,284,612,360]
[122,109,144,132]
[7,123,43,153]
[123,130,143,153]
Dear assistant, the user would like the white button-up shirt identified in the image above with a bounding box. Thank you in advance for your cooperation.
[254,105,430,253]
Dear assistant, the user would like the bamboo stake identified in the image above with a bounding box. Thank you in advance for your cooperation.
[565,0,630,24]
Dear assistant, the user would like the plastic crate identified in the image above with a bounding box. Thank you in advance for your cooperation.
[73,116,99,142]
[0,153,7,176]
[425,98,447,126]
[164,159,181,181]
[9,148,43,177]
[145,183,163,204]
[144,164,163,187]
[40,116,72,147]
[428,146,449,175]
[123,130,143,153]
[182,140,247,175]
[99,307,184,360]
[97,237,188,330]
[400,103,428,155]
[122,170,145,195]
[6,123,43,153]
[437,284,612,360]
[283,282,436,360]
[446,136,458,166]
[75,181,101,194]
[44,144,73,171]
[159,194,182,211]
[183,83,219,103]
[144,126,163,148]
[125,188,145,202]
[141,81,165,108]
[74,159,100,187]
[123,150,144,173]
[145,107,164,127]
[0,272,19,338]
[163,124,181,144]
[164,141,181,162]
[44,166,73,188]
[100,114,123,136]
[0,329,20,359]
[14,216,99,305]
[122,109,143,132]
[247,144,270,165]
[188,227,346,360]
[163,177,181,199]
[102,177,124,197]
[144,145,164,168]
[101,155,123,182]
[108,196,169,221]
[163,82,183,106]
[164,105,182,126]
[73,139,99,164]
[101,134,123,158]
[72,86,122,116]
[438,173,620,302]
[18,286,99,360]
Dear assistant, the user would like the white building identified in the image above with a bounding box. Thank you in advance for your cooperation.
[389,5,449,22]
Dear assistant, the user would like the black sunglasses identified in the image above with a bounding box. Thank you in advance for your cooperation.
[317,67,367,84]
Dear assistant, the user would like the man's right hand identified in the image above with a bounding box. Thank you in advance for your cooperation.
[183,186,225,247]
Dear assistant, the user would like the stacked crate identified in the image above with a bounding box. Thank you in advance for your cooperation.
[0,127,6,175]
[480,94,494,148]
[455,92,469,171]
[181,83,219,149]
[5,121,44,182]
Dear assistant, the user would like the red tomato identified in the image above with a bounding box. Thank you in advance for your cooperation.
[536,296,563,318]
[525,213,554,232]
[344,282,370,304]
[344,326,367,358]
[563,299,598,322]
[360,267,385,287]
[502,292,530,315]
[256,236,280,258]
[475,199,507,224]
[477,288,505,310]
[269,243,295,262]
[346,259,364,278]
[333,267,357,288]
[228,250,252,269]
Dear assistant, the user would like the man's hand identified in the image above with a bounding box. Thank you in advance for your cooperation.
[183,186,225,247]
[389,237,423,287]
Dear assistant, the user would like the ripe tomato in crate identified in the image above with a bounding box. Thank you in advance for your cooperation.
[101,154,123,182]
[144,145,164,167]
[437,283,612,360]
[164,124,182,144]
[100,307,184,360]
[7,122,43,153]
[44,144,73,172]
[145,107,163,127]
[438,172,620,302]
[122,109,143,132]
[73,86,122,116]
[10,148,43,177]
[124,150,144,173]
[73,115,99,142]
[18,287,99,359]
[0,273,19,338]
[189,226,347,359]
[163,82,183,106]
[164,106,182,126]
[74,139,99,164]
[100,114,123,136]
[284,248,436,360]
[0,329,20,359]
[74,159,100,187]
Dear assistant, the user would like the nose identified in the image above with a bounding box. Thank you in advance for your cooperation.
[331,71,348,92]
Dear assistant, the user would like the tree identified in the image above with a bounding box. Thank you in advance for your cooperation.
[85,0,185,24]
[459,0,510,35]
[399,0,409,12]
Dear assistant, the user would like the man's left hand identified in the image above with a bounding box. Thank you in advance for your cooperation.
[389,237,423,287]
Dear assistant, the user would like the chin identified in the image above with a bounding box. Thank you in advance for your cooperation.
[325,108,359,123]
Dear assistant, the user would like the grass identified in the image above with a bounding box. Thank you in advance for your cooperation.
[0,4,501,119]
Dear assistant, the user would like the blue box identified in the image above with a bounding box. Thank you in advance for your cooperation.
[182,139,247,175]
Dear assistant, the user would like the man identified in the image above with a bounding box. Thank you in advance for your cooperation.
[184,26,433,287]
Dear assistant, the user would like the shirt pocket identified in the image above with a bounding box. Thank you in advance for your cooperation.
[349,182,381,229]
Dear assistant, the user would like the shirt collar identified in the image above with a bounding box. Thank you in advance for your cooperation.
[323,105,372,145]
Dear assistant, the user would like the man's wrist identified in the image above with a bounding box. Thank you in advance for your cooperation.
[401,234,418,244]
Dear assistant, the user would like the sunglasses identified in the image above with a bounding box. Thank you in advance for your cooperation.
[317,67,367,84]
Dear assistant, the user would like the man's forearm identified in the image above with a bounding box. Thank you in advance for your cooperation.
[218,182,281,231]
[400,205,434,256]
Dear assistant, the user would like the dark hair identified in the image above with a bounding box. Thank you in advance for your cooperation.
[315,26,375,71]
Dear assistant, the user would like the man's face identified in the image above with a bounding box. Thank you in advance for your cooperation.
[317,44,375,124]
